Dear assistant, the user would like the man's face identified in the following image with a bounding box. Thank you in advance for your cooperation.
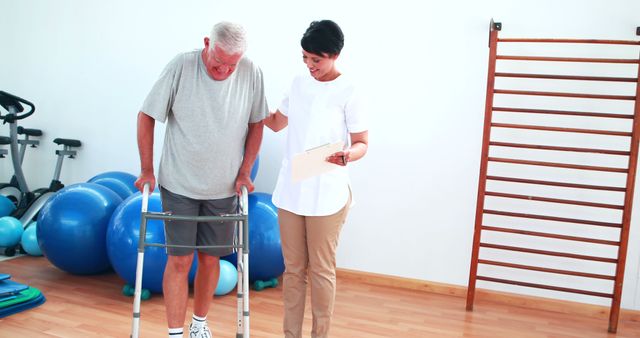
[302,50,338,81]
[203,38,243,81]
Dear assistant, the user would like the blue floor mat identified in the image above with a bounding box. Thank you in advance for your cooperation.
[0,279,28,297]
[0,287,41,308]
[0,293,46,318]
[0,294,17,302]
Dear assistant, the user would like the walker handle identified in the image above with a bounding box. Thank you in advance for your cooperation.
[240,185,249,215]
[141,183,150,213]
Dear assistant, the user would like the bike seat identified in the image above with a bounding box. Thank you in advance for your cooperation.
[17,126,43,137]
[53,138,82,148]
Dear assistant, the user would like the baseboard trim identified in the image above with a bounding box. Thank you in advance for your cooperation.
[336,268,640,322]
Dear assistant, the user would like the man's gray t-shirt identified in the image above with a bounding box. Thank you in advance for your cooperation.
[141,50,268,199]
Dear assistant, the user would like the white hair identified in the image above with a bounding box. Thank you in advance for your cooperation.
[210,21,247,54]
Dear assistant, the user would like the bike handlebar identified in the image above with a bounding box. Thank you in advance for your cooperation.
[0,91,36,123]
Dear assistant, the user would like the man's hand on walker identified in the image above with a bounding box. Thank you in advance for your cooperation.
[235,173,254,195]
[135,171,156,193]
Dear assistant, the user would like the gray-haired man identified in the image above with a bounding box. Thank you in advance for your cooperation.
[135,21,267,338]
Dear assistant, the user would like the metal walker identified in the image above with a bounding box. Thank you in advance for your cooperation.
[130,184,250,338]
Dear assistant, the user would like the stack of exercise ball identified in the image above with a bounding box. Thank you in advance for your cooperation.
[223,192,285,284]
[106,191,198,294]
[217,155,285,292]
[36,183,123,274]
[33,156,283,296]
[35,171,145,274]
[104,190,240,296]
[34,171,139,273]
[14,172,138,259]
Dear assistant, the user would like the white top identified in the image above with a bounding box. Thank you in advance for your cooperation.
[272,74,367,216]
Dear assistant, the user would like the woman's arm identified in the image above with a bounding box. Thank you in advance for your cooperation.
[264,110,288,132]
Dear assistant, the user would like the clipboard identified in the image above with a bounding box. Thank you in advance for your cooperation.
[291,141,345,182]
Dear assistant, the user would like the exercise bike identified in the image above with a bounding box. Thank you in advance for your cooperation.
[0,126,43,206]
[0,90,82,256]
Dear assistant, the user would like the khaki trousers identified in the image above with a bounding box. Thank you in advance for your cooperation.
[278,199,350,338]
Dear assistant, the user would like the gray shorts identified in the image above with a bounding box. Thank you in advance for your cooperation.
[160,186,237,257]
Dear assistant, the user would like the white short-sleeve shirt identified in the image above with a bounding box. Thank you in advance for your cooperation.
[272,74,367,216]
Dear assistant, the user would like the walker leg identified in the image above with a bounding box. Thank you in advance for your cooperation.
[236,224,244,337]
[131,189,150,338]
[130,252,145,338]
[243,252,250,338]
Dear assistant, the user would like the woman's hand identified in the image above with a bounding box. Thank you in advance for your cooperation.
[326,149,350,166]
[325,131,368,167]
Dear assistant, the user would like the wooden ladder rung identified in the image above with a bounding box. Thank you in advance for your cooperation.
[492,107,634,119]
[481,225,620,246]
[483,209,622,228]
[485,191,624,209]
[478,259,616,280]
[489,141,630,155]
[479,242,618,263]
[494,89,636,101]
[491,123,632,136]
[495,72,639,83]
[497,38,640,45]
[486,175,627,192]
[476,275,614,298]
[496,55,640,64]
[488,157,629,173]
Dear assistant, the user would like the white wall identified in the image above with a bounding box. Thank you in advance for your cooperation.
[2,0,640,309]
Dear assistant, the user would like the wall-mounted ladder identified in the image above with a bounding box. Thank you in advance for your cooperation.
[466,20,640,333]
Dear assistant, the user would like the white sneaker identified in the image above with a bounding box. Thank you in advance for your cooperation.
[188,322,212,338]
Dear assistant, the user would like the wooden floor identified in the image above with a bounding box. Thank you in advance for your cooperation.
[1,256,640,337]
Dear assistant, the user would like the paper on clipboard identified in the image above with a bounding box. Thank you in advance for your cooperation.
[292,141,345,182]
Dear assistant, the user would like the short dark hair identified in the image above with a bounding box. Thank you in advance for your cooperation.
[300,20,344,57]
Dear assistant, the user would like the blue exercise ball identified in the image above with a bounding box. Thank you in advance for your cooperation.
[107,192,197,294]
[250,156,260,182]
[223,192,284,282]
[0,195,16,217]
[88,171,138,200]
[21,222,42,256]
[215,259,238,296]
[37,183,123,275]
[0,216,23,247]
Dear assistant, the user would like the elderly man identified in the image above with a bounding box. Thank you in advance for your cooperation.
[135,21,267,338]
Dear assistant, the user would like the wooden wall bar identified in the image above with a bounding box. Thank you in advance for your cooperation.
[466,20,640,333]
